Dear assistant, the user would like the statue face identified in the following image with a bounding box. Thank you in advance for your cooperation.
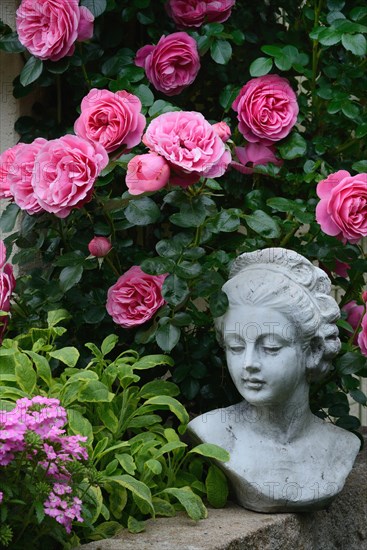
[222,305,307,406]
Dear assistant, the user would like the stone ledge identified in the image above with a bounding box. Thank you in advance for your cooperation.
[81,441,367,550]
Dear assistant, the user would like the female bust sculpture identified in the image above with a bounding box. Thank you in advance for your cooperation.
[188,248,360,512]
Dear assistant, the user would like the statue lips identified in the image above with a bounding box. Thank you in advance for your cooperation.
[243,378,266,390]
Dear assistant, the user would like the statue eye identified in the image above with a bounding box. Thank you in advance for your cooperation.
[262,345,282,354]
[226,345,245,354]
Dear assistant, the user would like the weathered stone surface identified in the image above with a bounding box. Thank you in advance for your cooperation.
[81,441,366,550]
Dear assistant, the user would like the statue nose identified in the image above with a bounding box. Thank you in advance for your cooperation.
[243,344,261,372]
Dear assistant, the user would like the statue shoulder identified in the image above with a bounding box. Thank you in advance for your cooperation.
[187,404,240,446]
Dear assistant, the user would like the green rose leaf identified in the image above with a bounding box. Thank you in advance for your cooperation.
[20,56,43,87]
[162,274,190,306]
[156,323,181,352]
[341,33,367,56]
[80,0,107,17]
[210,39,232,64]
[209,290,229,317]
[249,57,273,77]
[125,197,161,225]
[243,210,281,239]
[133,84,155,107]
[141,257,175,275]
[59,265,83,292]
[278,132,307,159]
[0,32,26,53]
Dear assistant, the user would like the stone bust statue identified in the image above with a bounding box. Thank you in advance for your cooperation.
[188,248,360,512]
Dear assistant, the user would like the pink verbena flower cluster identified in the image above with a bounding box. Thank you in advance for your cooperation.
[0,396,88,534]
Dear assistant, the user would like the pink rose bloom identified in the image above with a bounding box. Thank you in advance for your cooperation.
[88,236,112,257]
[0,144,24,200]
[143,111,231,182]
[126,153,170,195]
[357,310,367,357]
[135,32,200,96]
[106,266,166,327]
[206,0,236,23]
[316,170,367,244]
[343,301,364,344]
[212,121,231,142]
[74,89,146,154]
[333,260,350,278]
[166,0,235,28]
[0,240,16,343]
[231,143,282,174]
[232,75,299,144]
[8,138,47,215]
[16,0,94,62]
[31,135,108,219]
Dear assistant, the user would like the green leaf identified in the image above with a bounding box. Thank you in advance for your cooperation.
[116,453,136,475]
[125,197,160,225]
[189,443,230,462]
[163,487,207,521]
[133,354,174,370]
[156,323,181,352]
[80,0,107,17]
[350,389,367,405]
[209,290,229,318]
[336,352,366,374]
[127,516,145,533]
[59,265,83,292]
[0,32,25,53]
[162,274,190,307]
[15,353,36,395]
[97,404,119,434]
[20,56,43,87]
[249,57,273,77]
[139,380,179,398]
[133,84,155,107]
[140,257,174,275]
[145,459,162,475]
[101,334,118,356]
[205,465,229,508]
[47,309,71,327]
[210,40,232,64]
[49,347,80,367]
[144,396,189,424]
[243,210,281,239]
[352,160,367,172]
[278,133,307,160]
[341,33,367,56]
[335,415,361,430]
[156,239,182,259]
[219,84,241,111]
[106,475,154,514]
[0,203,19,232]
[67,409,94,444]
[152,497,176,517]
[317,28,342,46]
[35,501,45,524]
[78,380,115,402]
[25,351,52,388]
[175,261,202,280]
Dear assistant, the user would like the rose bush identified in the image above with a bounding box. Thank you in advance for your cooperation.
[106,266,167,327]
[232,74,299,144]
[126,152,170,195]
[135,32,200,96]
[16,0,94,62]
[74,88,146,153]
[31,134,108,218]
